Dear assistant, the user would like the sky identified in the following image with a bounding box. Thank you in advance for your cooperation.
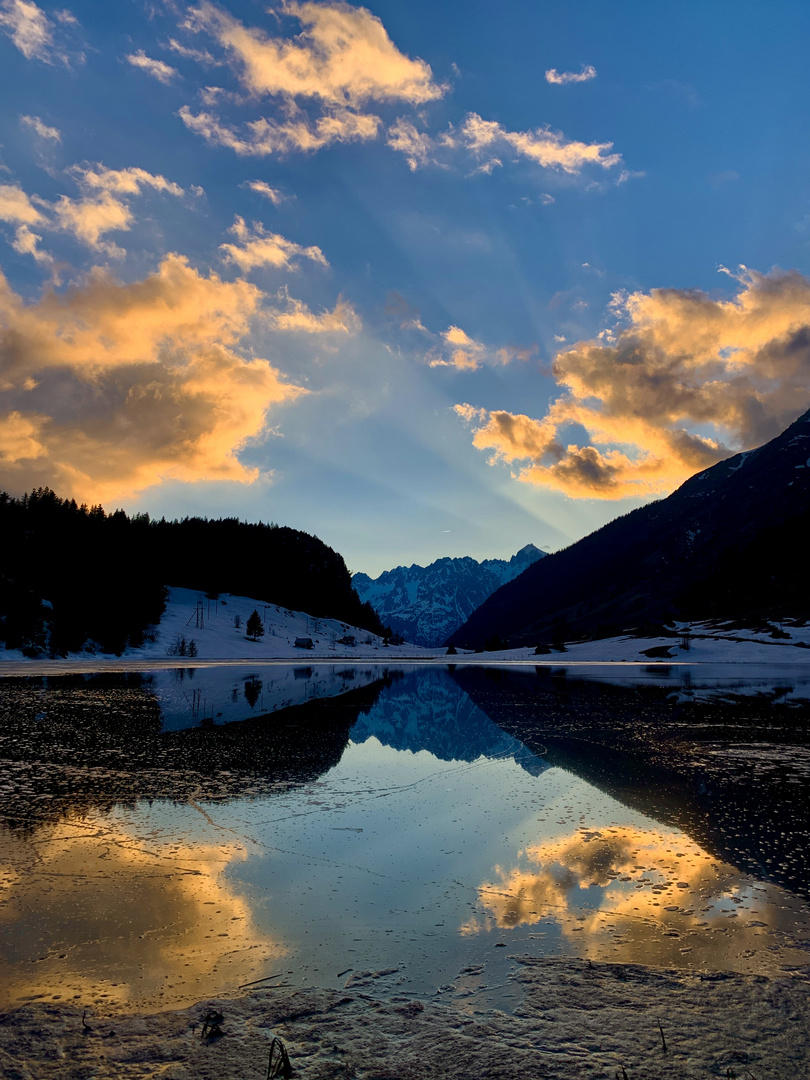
[2,1,810,576]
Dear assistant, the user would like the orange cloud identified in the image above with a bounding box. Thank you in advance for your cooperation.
[186,0,444,107]
[0,182,45,226]
[179,1,442,160]
[0,814,283,1010]
[0,254,305,501]
[464,824,795,972]
[457,267,810,498]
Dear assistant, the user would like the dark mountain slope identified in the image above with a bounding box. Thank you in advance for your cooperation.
[450,409,810,648]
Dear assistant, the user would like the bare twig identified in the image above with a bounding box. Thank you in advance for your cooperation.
[201,1010,224,1040]
[657,1018,668,1053]
[267,1036,293,1079]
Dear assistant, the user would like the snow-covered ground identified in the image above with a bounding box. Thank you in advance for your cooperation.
[4,592,810,693]
[474,619,810,666]
[0,586,445,668]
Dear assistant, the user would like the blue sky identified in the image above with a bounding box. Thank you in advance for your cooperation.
[2,0,810,575]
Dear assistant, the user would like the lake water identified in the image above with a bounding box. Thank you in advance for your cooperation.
[0,662,808,1013]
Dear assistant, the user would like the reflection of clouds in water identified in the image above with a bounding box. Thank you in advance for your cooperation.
[463,825,808,972]
[0,812,284,1010]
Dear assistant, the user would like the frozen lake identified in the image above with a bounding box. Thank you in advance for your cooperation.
[0,663,808,1013]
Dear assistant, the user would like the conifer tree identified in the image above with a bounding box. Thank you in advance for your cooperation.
[246,609,264,641]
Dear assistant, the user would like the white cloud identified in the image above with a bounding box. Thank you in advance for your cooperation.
[167,37,221,65]
[20,114,61,141]
[70,164,183,198]
[243,180,290,206]
[426,324,535,371]
[0,165,185,259]
[51,192,132,256]
[545,65,597,85]
[179,103,380,156]
[51,165,184,254]
[0,0,53,61]
[11,223,52,264]
[270,290,360,334]
[386,111,623,179]
[386,118,432,170]
[220,215,328,272]
[0,183,45,226]
[126,49,178,84]
[453,112,621,174]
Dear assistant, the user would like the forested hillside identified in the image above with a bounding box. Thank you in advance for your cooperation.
[0,489,383,656]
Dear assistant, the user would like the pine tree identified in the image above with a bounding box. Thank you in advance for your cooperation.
[246,609,264,641]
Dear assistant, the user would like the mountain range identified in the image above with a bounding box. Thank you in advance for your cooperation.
[353,543,544,647]
[450,408,810,649]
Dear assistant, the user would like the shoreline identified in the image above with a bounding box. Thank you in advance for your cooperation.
[3,653,810,676]
[2,957,808,1078]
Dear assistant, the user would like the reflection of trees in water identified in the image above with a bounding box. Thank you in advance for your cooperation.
[0,673,392,832]
[451,666,810,901]
[350,667,546,773]
[244,676,262,709]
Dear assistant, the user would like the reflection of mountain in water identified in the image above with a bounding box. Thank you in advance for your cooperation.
[450,665,810,901]
[349,667,548,775]
[0,672,391,830]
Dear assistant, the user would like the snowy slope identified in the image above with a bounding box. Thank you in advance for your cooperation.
[130,587,444,661]
[0,586,444,666]
[353,544,544,646]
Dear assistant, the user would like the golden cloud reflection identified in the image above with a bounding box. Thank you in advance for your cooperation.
[463,825,808,973]
[0,811,284,1011]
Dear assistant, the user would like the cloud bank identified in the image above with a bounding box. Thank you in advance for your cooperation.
[457,268,810,498]
[0,255,304,501]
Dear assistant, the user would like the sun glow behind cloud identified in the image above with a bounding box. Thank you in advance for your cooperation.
[457,268,810,499]
[0,255,305,501]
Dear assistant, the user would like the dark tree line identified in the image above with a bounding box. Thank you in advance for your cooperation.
[0,488,385,656]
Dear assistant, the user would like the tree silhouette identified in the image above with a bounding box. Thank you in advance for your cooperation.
[246,609,264,641]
